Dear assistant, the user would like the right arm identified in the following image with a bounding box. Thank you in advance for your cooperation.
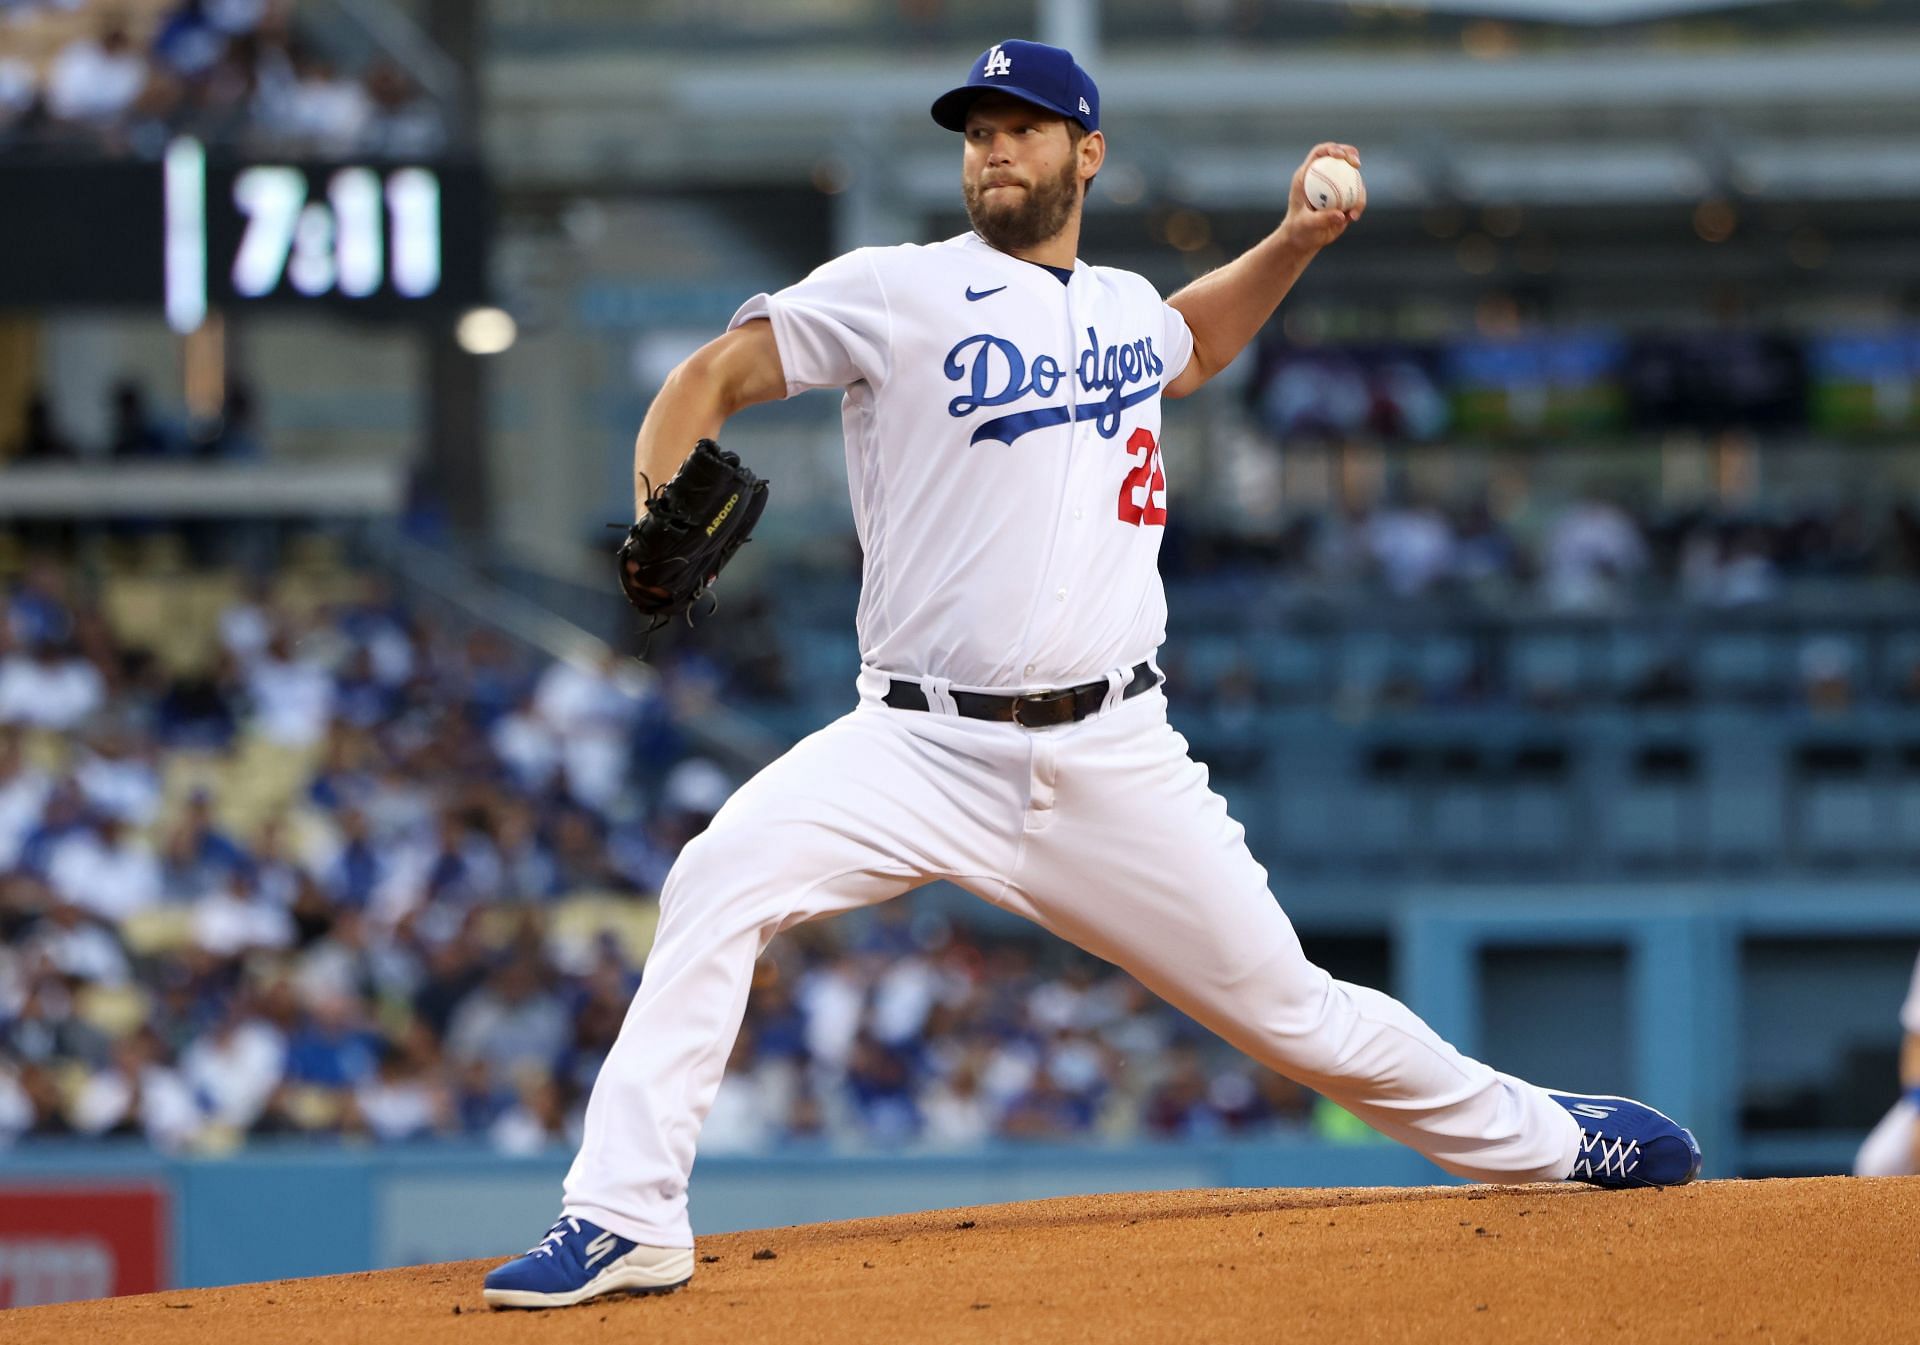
[632,319,787,518]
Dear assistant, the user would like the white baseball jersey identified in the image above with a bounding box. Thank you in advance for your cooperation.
[730,232,1195,690]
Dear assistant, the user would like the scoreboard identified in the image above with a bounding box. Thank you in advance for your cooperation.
[0,139,490,330]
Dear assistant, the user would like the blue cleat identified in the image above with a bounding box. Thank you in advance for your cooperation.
[483,1215,694,1310]
[1549,1091,1703,1189]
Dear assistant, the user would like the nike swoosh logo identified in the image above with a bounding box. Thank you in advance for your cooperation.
[965,286,1007,301]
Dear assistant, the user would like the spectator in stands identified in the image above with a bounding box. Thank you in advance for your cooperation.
[488,1070,569,1154]
[12,778,87,877]
[44,18,149,130]
[445,955,569,1082]
[152,0,228,85]
[204,0,274,37]
[8,392,75,463]
[0,1053,34,1145]
[0,51,38,141]
[160,789,248,900]
[278,45,369,152]
[179,996,286,1135]
[1542,490,1648,610]
[108,379,169,459]
[532,648,654,815]
[701,1030,781,1153]
[841,1031,920,1144]
[191,865,294,957]
[196,384,265,461]
[21,898,131,987]
[0,637,106,731]
[1366,499,1456,598]
[490,688,561,795]
[0,727,53,873]
[1143,1045,1227,1139]
[281,989,380,1096]
[72,721,161,826]
[362,58,444,157]
[5,556,76,647]
[44,812,162,922]
[154,654,239,749]
[354,1035,452,1142]
[919,1050,995,1148]
[1798,637,1856,716]
[244,629,335,747]
[69,1027,204,1151]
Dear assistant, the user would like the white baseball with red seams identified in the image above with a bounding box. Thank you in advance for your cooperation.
[1304,156,1363,212]
[555,223,1586,1251]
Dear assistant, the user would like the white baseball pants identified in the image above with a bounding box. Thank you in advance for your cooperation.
[563,676,1583,1247]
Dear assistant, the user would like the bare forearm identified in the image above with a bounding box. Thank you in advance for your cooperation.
[1166,228,1319,382]
[633,367,731,518]
[1901,1032,1920,1088]
[631,320,786,518]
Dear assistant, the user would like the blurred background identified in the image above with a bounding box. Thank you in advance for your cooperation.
[3,0,1919,1306]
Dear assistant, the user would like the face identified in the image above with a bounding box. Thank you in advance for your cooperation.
[961,97,1092,253]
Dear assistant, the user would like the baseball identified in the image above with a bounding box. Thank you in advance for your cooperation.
[1304,156,1363,212]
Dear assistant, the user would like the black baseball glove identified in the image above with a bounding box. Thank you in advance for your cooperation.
[617,438,769,630]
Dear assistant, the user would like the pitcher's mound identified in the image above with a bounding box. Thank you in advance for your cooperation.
[9,1177,1919,1344]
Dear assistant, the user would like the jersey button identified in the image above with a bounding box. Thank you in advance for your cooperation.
[1073,508,1084,520]
[1055,588,1067,601]
[1024,663,1036,676]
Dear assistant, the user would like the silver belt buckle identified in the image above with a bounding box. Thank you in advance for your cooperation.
[1012,687,1076,728]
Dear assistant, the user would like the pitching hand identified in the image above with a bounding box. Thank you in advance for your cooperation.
[1278,143,1365,253]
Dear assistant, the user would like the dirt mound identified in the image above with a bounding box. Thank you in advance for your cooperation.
[8,1177,1918,1344]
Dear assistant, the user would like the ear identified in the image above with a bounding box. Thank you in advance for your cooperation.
[1079,129,1106,186]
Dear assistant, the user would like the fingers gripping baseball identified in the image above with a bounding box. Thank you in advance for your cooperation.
[1283,142,1365,250]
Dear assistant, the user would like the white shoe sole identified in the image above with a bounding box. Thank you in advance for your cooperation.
[483,1246,696,1310]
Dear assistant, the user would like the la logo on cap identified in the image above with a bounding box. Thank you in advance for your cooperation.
[983,44,1012,77]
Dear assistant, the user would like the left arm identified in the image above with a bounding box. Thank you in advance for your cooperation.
[1163,142,1364,399]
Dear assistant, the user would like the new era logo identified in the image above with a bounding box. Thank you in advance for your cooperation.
[983,45,1012,77]
[1079,97,1091,115]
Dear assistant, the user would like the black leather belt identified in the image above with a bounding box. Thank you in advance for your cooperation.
[883,661,1159,729]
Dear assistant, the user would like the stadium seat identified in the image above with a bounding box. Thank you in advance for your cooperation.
[120,906,197,957]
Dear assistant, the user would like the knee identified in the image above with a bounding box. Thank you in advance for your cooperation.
[656,818,805,934]
[659,824,750,918]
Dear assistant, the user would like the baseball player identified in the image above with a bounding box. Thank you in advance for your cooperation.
[1853,947,1920,1177]
[484,40,1702,1310]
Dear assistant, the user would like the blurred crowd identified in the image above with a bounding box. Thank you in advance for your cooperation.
[6,377,261,464]
[1164,491,1920,613]
[0,548,714,1151]
[705,910,1329,1153]
[0,1,445,156]
[0,548,1344,1155]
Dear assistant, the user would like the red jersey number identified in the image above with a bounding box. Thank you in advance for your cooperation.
[1117,427,1167,527]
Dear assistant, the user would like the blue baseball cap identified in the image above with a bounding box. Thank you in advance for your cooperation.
[931,40,1099,135]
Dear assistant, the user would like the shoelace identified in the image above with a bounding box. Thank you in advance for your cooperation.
[528,1217,582,1258]
[1572,1130,1640,1180]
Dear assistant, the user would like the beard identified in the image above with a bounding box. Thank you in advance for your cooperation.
[963,155,1081,254]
